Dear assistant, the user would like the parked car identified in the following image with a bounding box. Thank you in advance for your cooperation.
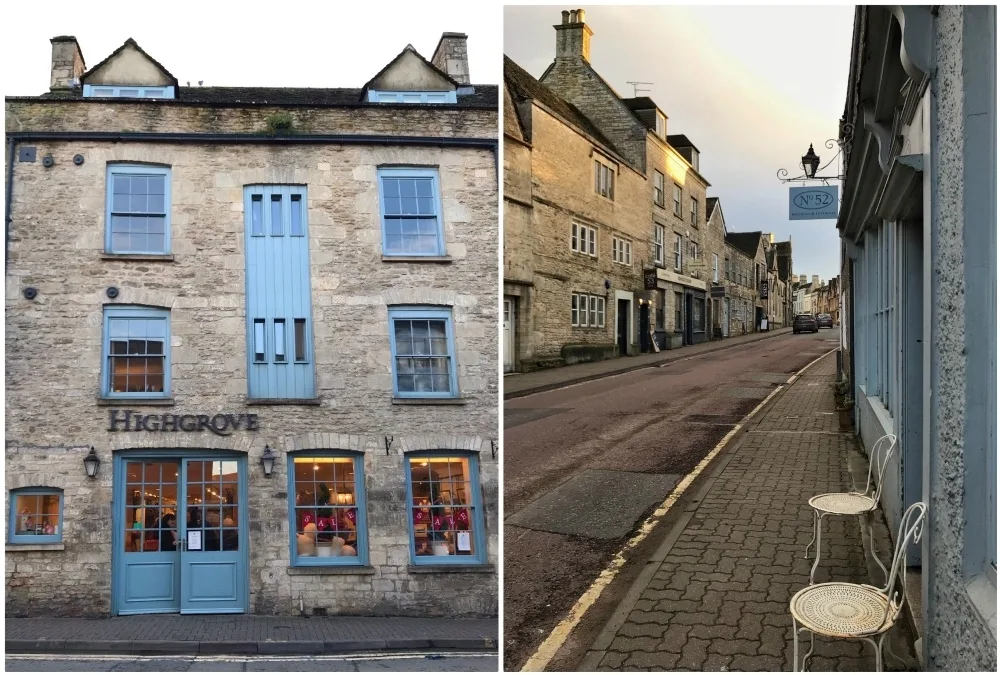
[793,314,818,334]
[816,313,834,328]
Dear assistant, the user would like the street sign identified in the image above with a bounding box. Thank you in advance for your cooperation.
[789,185,839,220]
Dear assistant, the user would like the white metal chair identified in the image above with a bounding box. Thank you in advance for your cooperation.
[790,501,925,672]
[805,433,897,585]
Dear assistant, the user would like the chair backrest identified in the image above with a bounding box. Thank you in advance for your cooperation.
[880,501,927,626]
[863,433,898,503]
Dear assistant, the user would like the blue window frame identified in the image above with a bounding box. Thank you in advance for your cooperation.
[8,488,64,544]
[378,168,446,257]
[84,85,176,99]
[405,453,486,565]
[288,453,368,567]
[105,164,171,254]
[388,307,458,398]
[367,90,457,103]
[101,306,171,398]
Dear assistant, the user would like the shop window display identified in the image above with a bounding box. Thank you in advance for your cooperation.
[407,455,483,563]
[290,455,365,565]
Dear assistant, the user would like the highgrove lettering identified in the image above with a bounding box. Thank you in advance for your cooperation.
[107,410,259,436]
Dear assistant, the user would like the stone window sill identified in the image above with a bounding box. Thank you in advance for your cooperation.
[97,397,175,407]
[247,398,322,406]
[287,565,375,576]
[392,397,467,406]
[381,255,453,263]
[407,564,495,575]
[101,253,175,262]
[6,543,65,552]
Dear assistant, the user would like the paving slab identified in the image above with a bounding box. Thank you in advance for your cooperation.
[506,469,681,539]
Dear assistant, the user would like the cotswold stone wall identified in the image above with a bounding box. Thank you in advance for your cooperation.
[4,103,498,617]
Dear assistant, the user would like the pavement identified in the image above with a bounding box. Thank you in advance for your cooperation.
[504,328,794,399]
[5,652,497,672]
[503,330,838,670]
[4,615,497,657]
[569,352,917,671]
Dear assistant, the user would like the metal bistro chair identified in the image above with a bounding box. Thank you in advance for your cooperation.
[790,501,926,672]
[805,433,897,585]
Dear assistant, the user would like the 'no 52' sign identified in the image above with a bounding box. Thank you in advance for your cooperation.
[789,186,839,220]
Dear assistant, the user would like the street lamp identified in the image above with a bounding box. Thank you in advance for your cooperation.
[83,447,101,478]
[260,444,277,477]
[802,144,820,179]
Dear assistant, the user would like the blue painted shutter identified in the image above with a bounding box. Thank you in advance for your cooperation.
[245,186,314,398]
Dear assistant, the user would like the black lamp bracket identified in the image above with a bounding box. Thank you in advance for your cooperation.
[384,435,394,456]
[776,123,855,185]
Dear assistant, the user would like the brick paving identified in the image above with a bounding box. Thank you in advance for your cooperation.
[504,329,793,398]
[6,614,496,655]
[580,354,912,671]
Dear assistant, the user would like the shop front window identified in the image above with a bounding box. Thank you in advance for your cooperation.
[289,454,366,566]
[406,454,485,565]
[8,488,63,544]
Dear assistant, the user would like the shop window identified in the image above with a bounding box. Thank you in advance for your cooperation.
[378,168,445,257]
[656,289,665,330]
[388,307,458,398]
[8,488,63,544]
[406,454,486,565]
[102,305,170,398]
[288,454,367,566]
[105,164,171,254]
[675,292,683,330]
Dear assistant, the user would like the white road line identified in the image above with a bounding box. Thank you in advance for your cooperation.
[5,651,492,663]
[519,347,837,672]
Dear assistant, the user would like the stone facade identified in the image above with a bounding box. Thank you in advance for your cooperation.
[5,35,498,618]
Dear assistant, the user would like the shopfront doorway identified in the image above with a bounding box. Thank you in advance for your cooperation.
[112,451,249,615]
[503,297,515,373]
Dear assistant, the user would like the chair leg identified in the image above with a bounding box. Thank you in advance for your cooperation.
[860,637,881,672]
[801,629,816,671]
[805,509,818,559]
[867,509,888,586]
[876,633,887,672]
[792,618,799,672]
[810,514,825,584]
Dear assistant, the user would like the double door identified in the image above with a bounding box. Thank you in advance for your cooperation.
[113,454,248,615]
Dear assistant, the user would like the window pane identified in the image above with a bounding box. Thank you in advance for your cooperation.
[274,319,286,362]
[270,195,282,236]
[253,319,266,362]
[290,195,303,236]
[251,195,263,236]
[294,319,307,362]
[410,457,475,558]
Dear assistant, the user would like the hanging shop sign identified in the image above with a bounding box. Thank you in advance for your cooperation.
[789,186,839,220]
[710,285,726,298]
[107,410,259,436]
[759,281,770,299]
[643,268,658,290]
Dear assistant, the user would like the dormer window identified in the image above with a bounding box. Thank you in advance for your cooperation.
[83,85,175,99]
[655,112,666,139]
[367,90,457,104]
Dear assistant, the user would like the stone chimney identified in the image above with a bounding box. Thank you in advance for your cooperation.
[50,36,85,91]
[431,32,470,85]
[812,275,820,286]
[555,9,593,62]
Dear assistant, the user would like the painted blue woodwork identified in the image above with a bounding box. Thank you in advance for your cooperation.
[8,488,63,544]
[404,452,487,566]
[387,307,458,398]
[101,305,171,399]
[105,164,171,254]
[367,90,457,103]
[286,453,369,567]
[84,85,176,99]
[377,168,446,257]
[111,451,248,616]
[244,185,315,399]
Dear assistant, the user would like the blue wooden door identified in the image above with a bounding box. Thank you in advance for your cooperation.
[245,185,315,399]
[179,458,247,614]
[117,460,182,614]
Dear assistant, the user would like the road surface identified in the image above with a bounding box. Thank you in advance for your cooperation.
[502,331,837,670]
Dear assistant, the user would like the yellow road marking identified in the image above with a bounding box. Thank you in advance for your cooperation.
[519,348,837,672]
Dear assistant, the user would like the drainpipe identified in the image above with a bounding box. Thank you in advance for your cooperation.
[5,136,15,270]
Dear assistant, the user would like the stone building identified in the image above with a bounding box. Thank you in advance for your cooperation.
[722,235,757,337]
[774,239,794,325]
[5,34,499,618]
[837,5,995,668]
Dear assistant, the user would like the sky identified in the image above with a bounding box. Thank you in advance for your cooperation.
[1,2,503,94]
[504,4,855,283]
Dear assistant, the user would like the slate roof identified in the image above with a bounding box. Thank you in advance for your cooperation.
[725,231,763,259]
[622,96,658,111]
[706,197,719,221]
[503,55,621,153]
[668,134,699,152]
[23,85,498,108]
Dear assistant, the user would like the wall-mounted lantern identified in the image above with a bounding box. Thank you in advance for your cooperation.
[260,445,277,477]
[83,447,101,478]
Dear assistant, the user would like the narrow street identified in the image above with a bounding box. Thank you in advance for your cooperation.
[503,332,838,670]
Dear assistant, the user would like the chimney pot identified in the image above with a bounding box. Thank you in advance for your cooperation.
[561,10,570,24]
[812,275,819,285]
[577,9,586,22]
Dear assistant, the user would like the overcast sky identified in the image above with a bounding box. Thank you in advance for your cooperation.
[2,2,502,94]
[505,5,854,283]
